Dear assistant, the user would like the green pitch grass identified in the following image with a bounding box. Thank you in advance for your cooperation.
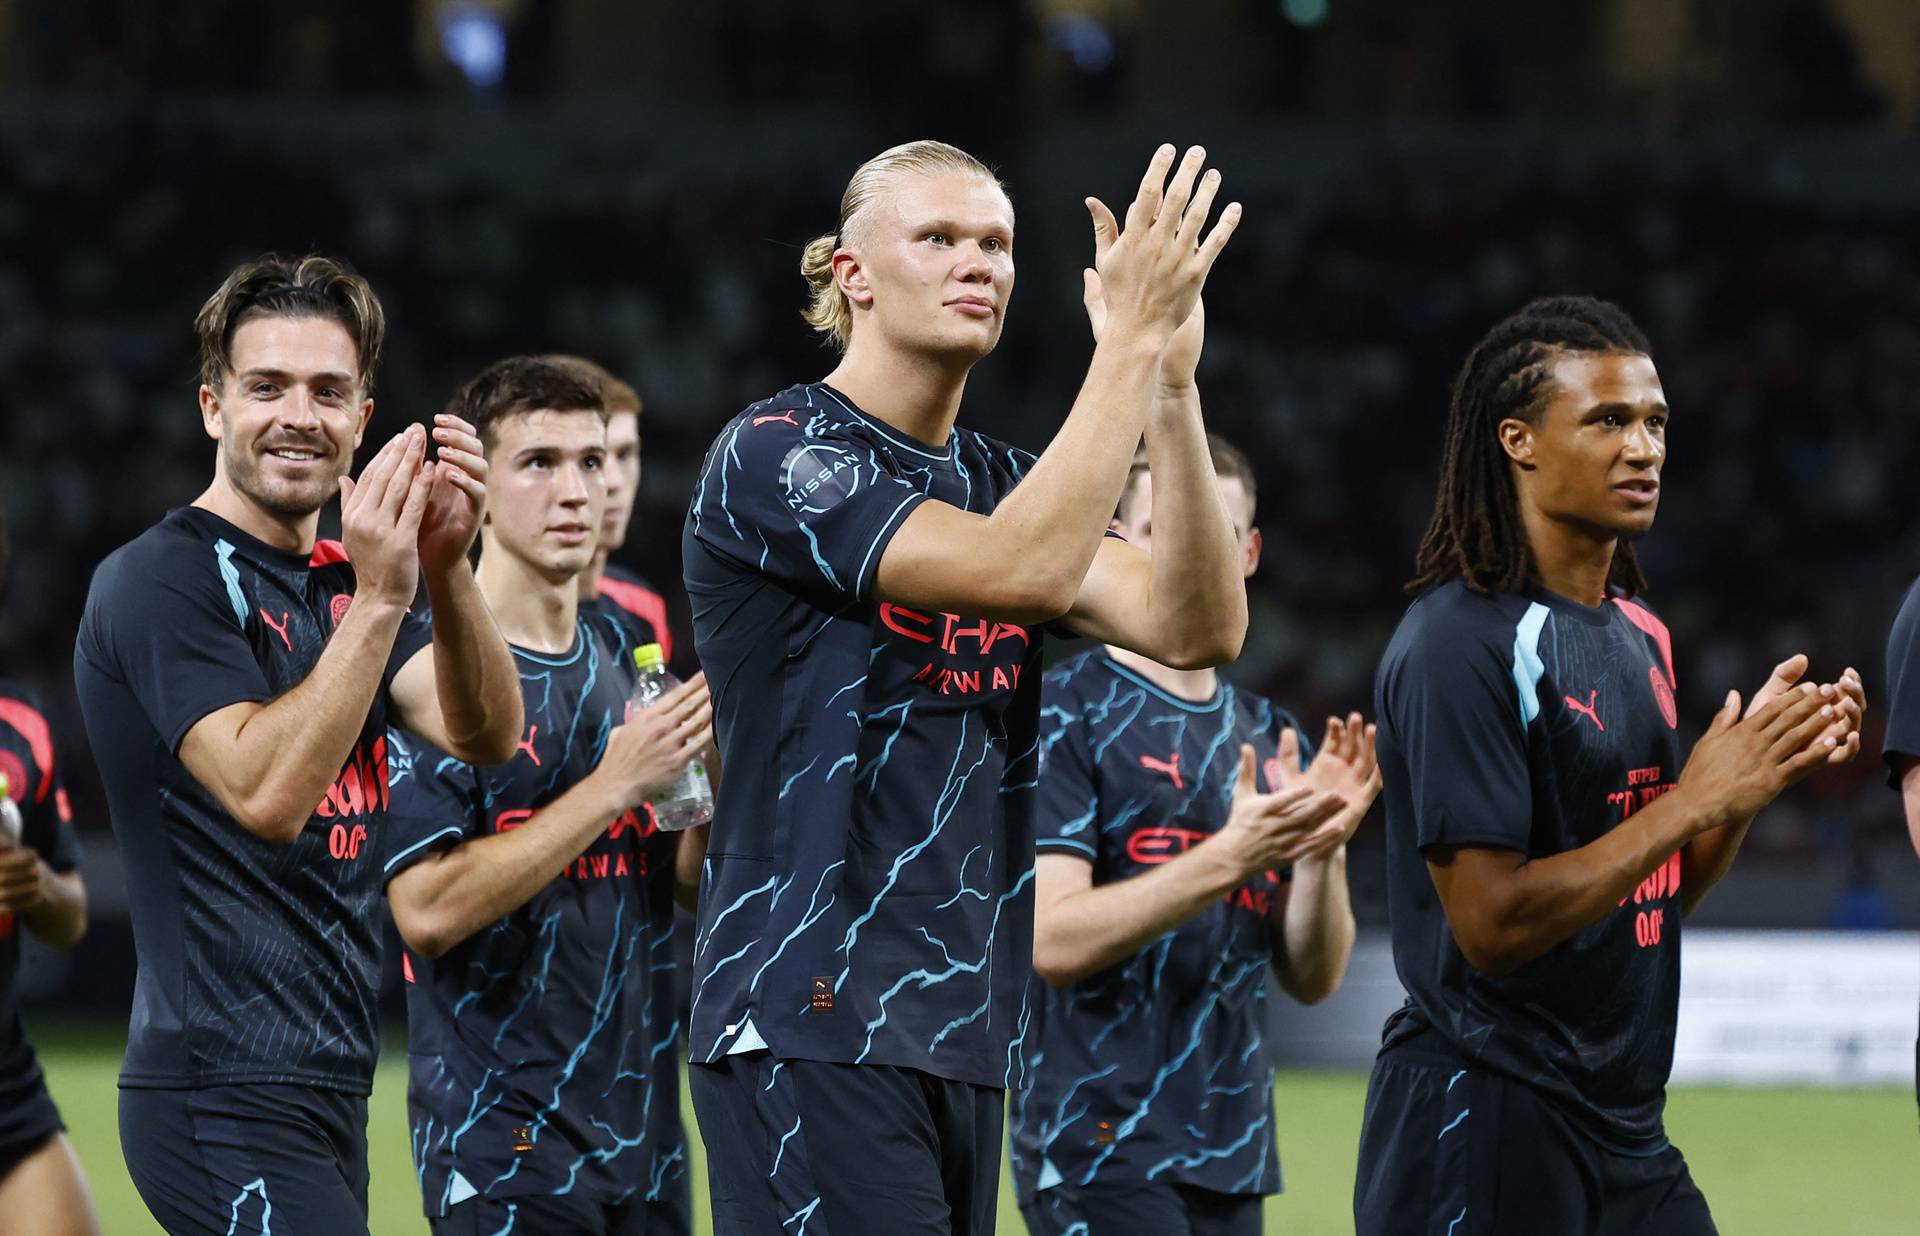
[34,1022,1918,1233]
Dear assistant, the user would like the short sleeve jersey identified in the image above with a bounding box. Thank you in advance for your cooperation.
[682,382,1046,1089]
[1010,653,1305,1203]
[384,618,685,1215]
[1374,581,1685,1154]
[1881,574,1920,788]
[73,507,416,1092]
[585,562,672,668]
[0,681,81,1092]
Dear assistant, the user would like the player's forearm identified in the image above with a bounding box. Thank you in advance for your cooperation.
[22,868,85,949]
[421,563,523,765]
[1034,834,1251,987]
[980,334,1163,612]
[1272,848,1354,1004]
[390,774,625,960]
[1441,788,1713,978]
[1131,389,1246,667]
[200,596,409,843]
[1678,814,1756,917]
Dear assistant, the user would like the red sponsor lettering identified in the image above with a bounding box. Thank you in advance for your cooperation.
[315,735,389,820]
[1227,886,1272,914]
[881,605,1030,658]
[328,822,369,861]
[607,805,657,841]
[1634,908,1666,947]
[1127,826,1209,864]
[494,808,534,833]
[1618,853,1682,950]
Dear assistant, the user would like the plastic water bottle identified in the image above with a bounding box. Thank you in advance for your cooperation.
[0,773,21,846]
[629,644,712,831]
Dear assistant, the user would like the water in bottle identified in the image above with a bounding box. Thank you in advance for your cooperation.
[628,644,712,831]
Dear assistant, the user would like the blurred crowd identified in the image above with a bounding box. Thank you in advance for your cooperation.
[1,108,1915,926]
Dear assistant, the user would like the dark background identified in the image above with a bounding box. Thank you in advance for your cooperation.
[3,0,1918,1012]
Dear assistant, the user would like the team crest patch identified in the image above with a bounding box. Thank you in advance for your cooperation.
[1262,757,1285,791]
[1649,665,1677,730]
[331,593,353,625]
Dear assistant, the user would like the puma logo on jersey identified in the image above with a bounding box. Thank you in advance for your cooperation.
[752,409,799,428]
[515,725,542,766]
[1138,751,1183,789]
[1565,690,1605,732]
[259,608,292,651]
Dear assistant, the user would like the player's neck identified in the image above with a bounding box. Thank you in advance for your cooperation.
[193,475,318,555]
[475,545,580,654]
[577,549,610,602]
[1104,644,1219,703]
[1522,502,1615,607]
[823,343,969,447]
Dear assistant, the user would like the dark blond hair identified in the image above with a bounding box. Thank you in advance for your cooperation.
[195,254,386,394]
[801,140,1005,351]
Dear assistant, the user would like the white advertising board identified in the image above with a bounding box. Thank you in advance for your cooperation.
[1672,930,1919,1086]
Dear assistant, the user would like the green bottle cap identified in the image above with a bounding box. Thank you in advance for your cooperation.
[633,643,666,672]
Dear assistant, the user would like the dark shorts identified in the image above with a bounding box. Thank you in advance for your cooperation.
[0,1066,63,1179]
[1019,1180,1262,1236]
[689,1054,1002,1236]
[431,1189,691,1236]
[120,1083,369,1236]
[1354,1047,1717,1236]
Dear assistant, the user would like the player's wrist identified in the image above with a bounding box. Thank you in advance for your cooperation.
[1670,784,1740,838]
[420,555,476,593]
[350,581,416,614]
[1095,320,1171,362]
[1204,824,1260,887]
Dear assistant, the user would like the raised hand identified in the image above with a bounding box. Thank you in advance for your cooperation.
[1295,713,1383,857]
[1085,272,1207,391]
[591,675,713,809]
[1679,683,1840,829]
[1744,655,1865,767]
[1218,741,1346,879]
[417,413,489,577]
[1084,144,1240,353]
[338,425,432,606]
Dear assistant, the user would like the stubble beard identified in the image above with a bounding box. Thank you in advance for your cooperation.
[224,436,341,521]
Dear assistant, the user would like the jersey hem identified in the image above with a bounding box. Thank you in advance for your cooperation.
[117,1069,373,1097]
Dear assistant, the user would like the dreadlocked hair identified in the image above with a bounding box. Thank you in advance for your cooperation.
[1409,295,1653,599]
